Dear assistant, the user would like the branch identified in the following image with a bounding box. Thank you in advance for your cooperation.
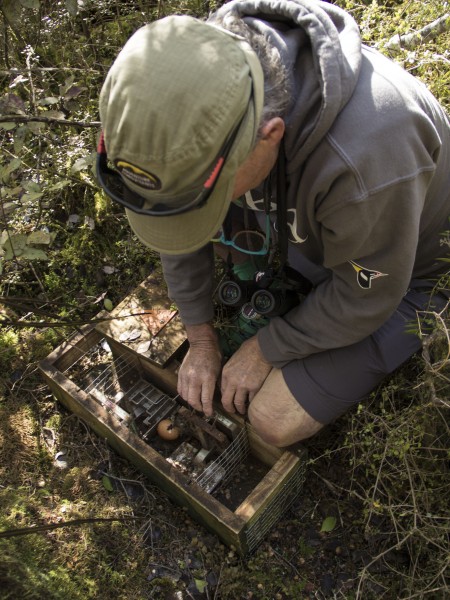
[0,67,101,76]
[0,114,100,128]
[0,516,140,538]
[0,310,161,329]
[383,13,450,53]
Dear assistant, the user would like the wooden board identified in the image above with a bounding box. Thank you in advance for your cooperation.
[235,450,306,521]
[95,272,187,367]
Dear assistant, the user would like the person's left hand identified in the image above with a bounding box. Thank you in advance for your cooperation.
[220,335,272,415]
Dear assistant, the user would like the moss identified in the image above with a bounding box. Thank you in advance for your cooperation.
[0,330,19,373]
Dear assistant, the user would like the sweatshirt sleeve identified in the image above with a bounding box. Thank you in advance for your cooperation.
[257,172,432,367]
[160,244,215,325]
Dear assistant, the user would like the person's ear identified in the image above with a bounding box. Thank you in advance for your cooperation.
[259,117,285,146]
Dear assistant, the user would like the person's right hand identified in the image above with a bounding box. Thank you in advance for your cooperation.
[177,323,222,417]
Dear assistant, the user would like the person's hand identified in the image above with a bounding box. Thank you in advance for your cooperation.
[177,323,222,417]
[220,335,272,415]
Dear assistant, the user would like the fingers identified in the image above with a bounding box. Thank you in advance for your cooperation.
[177,351,219,416]
[221,384,249,415]
[178,375,214,416]
[200,382,215,417]
[178,380,203,413]
[232,389,248,414]
[220,384,236,414]
[220,342,272,415]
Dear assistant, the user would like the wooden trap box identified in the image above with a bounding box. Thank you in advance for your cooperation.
[39,275,307,555]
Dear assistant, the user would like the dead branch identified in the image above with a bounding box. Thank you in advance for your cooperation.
[0,114,100,128]
[0,515,140,538]
[0,309,163,329]
[383,13,450,53]
[0,67,100,76]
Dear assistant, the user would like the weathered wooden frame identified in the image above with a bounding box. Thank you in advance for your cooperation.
[39,325,307,556]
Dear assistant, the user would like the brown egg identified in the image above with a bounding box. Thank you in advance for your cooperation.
[156,419,180,441]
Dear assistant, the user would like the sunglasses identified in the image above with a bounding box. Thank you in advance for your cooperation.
[211,214,271,256]
[96,117,243,217]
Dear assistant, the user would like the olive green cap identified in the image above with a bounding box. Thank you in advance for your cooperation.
[99,15,263,254]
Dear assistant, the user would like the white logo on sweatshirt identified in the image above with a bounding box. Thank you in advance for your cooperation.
[286,208,308,244]
[243,192,308,244]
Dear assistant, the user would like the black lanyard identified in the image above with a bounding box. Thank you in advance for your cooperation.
[265,141,313,294]
[276,139,289,272]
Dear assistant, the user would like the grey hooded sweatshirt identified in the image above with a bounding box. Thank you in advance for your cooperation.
[160,0,450,368]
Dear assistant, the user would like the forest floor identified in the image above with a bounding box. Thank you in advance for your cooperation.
[2,355,441,600]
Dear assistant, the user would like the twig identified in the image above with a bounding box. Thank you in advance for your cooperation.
[98,470,155,500]
[355,531,415,599]
[268,543,299,575]
[213,564,223,600]
[311,469,366,503]
[383,13,450,53]
[310,469,341,496]
[0,114,100,128]
[0,309,166,328]
[0,515,140,538]
[0,67,101,75]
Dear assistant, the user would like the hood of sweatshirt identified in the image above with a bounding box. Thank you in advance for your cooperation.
[212,0,362,172]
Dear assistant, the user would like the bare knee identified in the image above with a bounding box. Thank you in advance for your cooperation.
[248,369,324,447]
[248,403,323,446]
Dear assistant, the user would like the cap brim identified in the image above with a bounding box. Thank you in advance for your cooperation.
[125,174,235,255]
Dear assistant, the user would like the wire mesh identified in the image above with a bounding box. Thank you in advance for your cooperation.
[126,378,178,438]
[62,337,248,492]
[194,425,250,493]
[63,338,177,429]
[244,460,306,553]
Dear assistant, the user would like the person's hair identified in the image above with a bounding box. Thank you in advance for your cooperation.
[209,13,292,134]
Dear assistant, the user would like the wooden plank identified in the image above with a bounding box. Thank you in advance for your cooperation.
[95,273,187,367]
[235,452,303,521]
[50,326,102,372]
[236,453,306,554]
[145,313,188,367]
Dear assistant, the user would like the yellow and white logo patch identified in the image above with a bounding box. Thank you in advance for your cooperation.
[115,159,162,190]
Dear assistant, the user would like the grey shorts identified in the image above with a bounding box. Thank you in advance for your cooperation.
[282,284,449,424]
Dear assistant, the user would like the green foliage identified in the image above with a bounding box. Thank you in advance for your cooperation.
[340,0,450,112]
[342,353,449,597]
[0,329,19,373]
